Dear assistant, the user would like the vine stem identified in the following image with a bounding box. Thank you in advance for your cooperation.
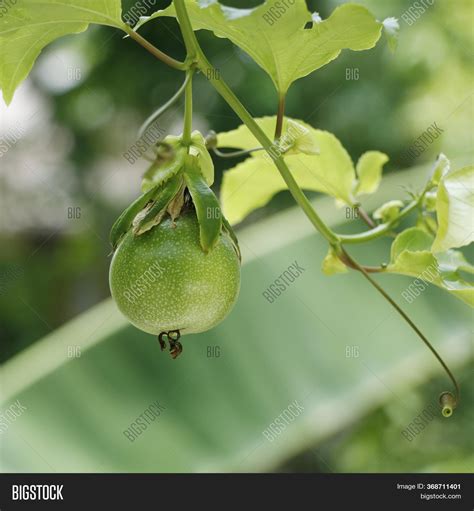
[160,0,459,414]
[340,246,460,413]
[124,25,187,71]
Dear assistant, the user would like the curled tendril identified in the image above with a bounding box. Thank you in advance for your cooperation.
[340,247,460,418]
[439,391,458,418]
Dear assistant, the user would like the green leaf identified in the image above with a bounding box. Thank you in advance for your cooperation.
[387,228,474,307]
[218,117,357,224]
[432,165,474,253]
[217,116,276,150]
[142,1,383,94]
[184,159,222,252]
[322,248,348,276]
[280,120,319,156]
[437,250,474,275]
[0,0,124,104]
[390,227,433,260]
[221,150,355,226]
[382,17,399,52]
[217,116,308,152]
[133,174,184,235]
[373,200,404,223]
[354,151,389,196]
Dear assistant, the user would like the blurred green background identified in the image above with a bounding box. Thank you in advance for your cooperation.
[0,0,473,472]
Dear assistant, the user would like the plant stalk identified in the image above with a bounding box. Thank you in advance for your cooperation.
[124,25,187,71]
[357,206,376,229]
[173,0,199,58]
[275,94,286,140]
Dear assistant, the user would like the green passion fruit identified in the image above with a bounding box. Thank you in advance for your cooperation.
[109,210,241,338]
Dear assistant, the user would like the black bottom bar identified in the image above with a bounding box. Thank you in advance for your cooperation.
[0,473,472,510]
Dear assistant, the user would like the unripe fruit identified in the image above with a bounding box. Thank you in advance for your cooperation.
[109,210,240,335]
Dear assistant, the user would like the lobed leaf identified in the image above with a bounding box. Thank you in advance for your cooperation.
[0,0,124,104]
[387,228,474,307]
[217,117,388,224]
[431,165,474,253]
[390,227,433,261]
[217,116,317,160]
[220,145,355,225]
[321,248,348,276]
[279,120,319,156]
[140,1,384,94]
[354,151,389,196]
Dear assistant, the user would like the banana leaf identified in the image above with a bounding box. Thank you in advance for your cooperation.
[1,164,472,473]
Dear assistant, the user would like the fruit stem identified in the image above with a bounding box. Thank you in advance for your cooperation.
[183,68,194,145]
[340,246,460,416]
[124,25,187,71]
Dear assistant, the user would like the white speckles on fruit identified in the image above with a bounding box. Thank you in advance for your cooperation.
[109,210,241,335]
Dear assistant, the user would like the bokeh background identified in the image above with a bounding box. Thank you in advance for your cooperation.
[1,0,473,472]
